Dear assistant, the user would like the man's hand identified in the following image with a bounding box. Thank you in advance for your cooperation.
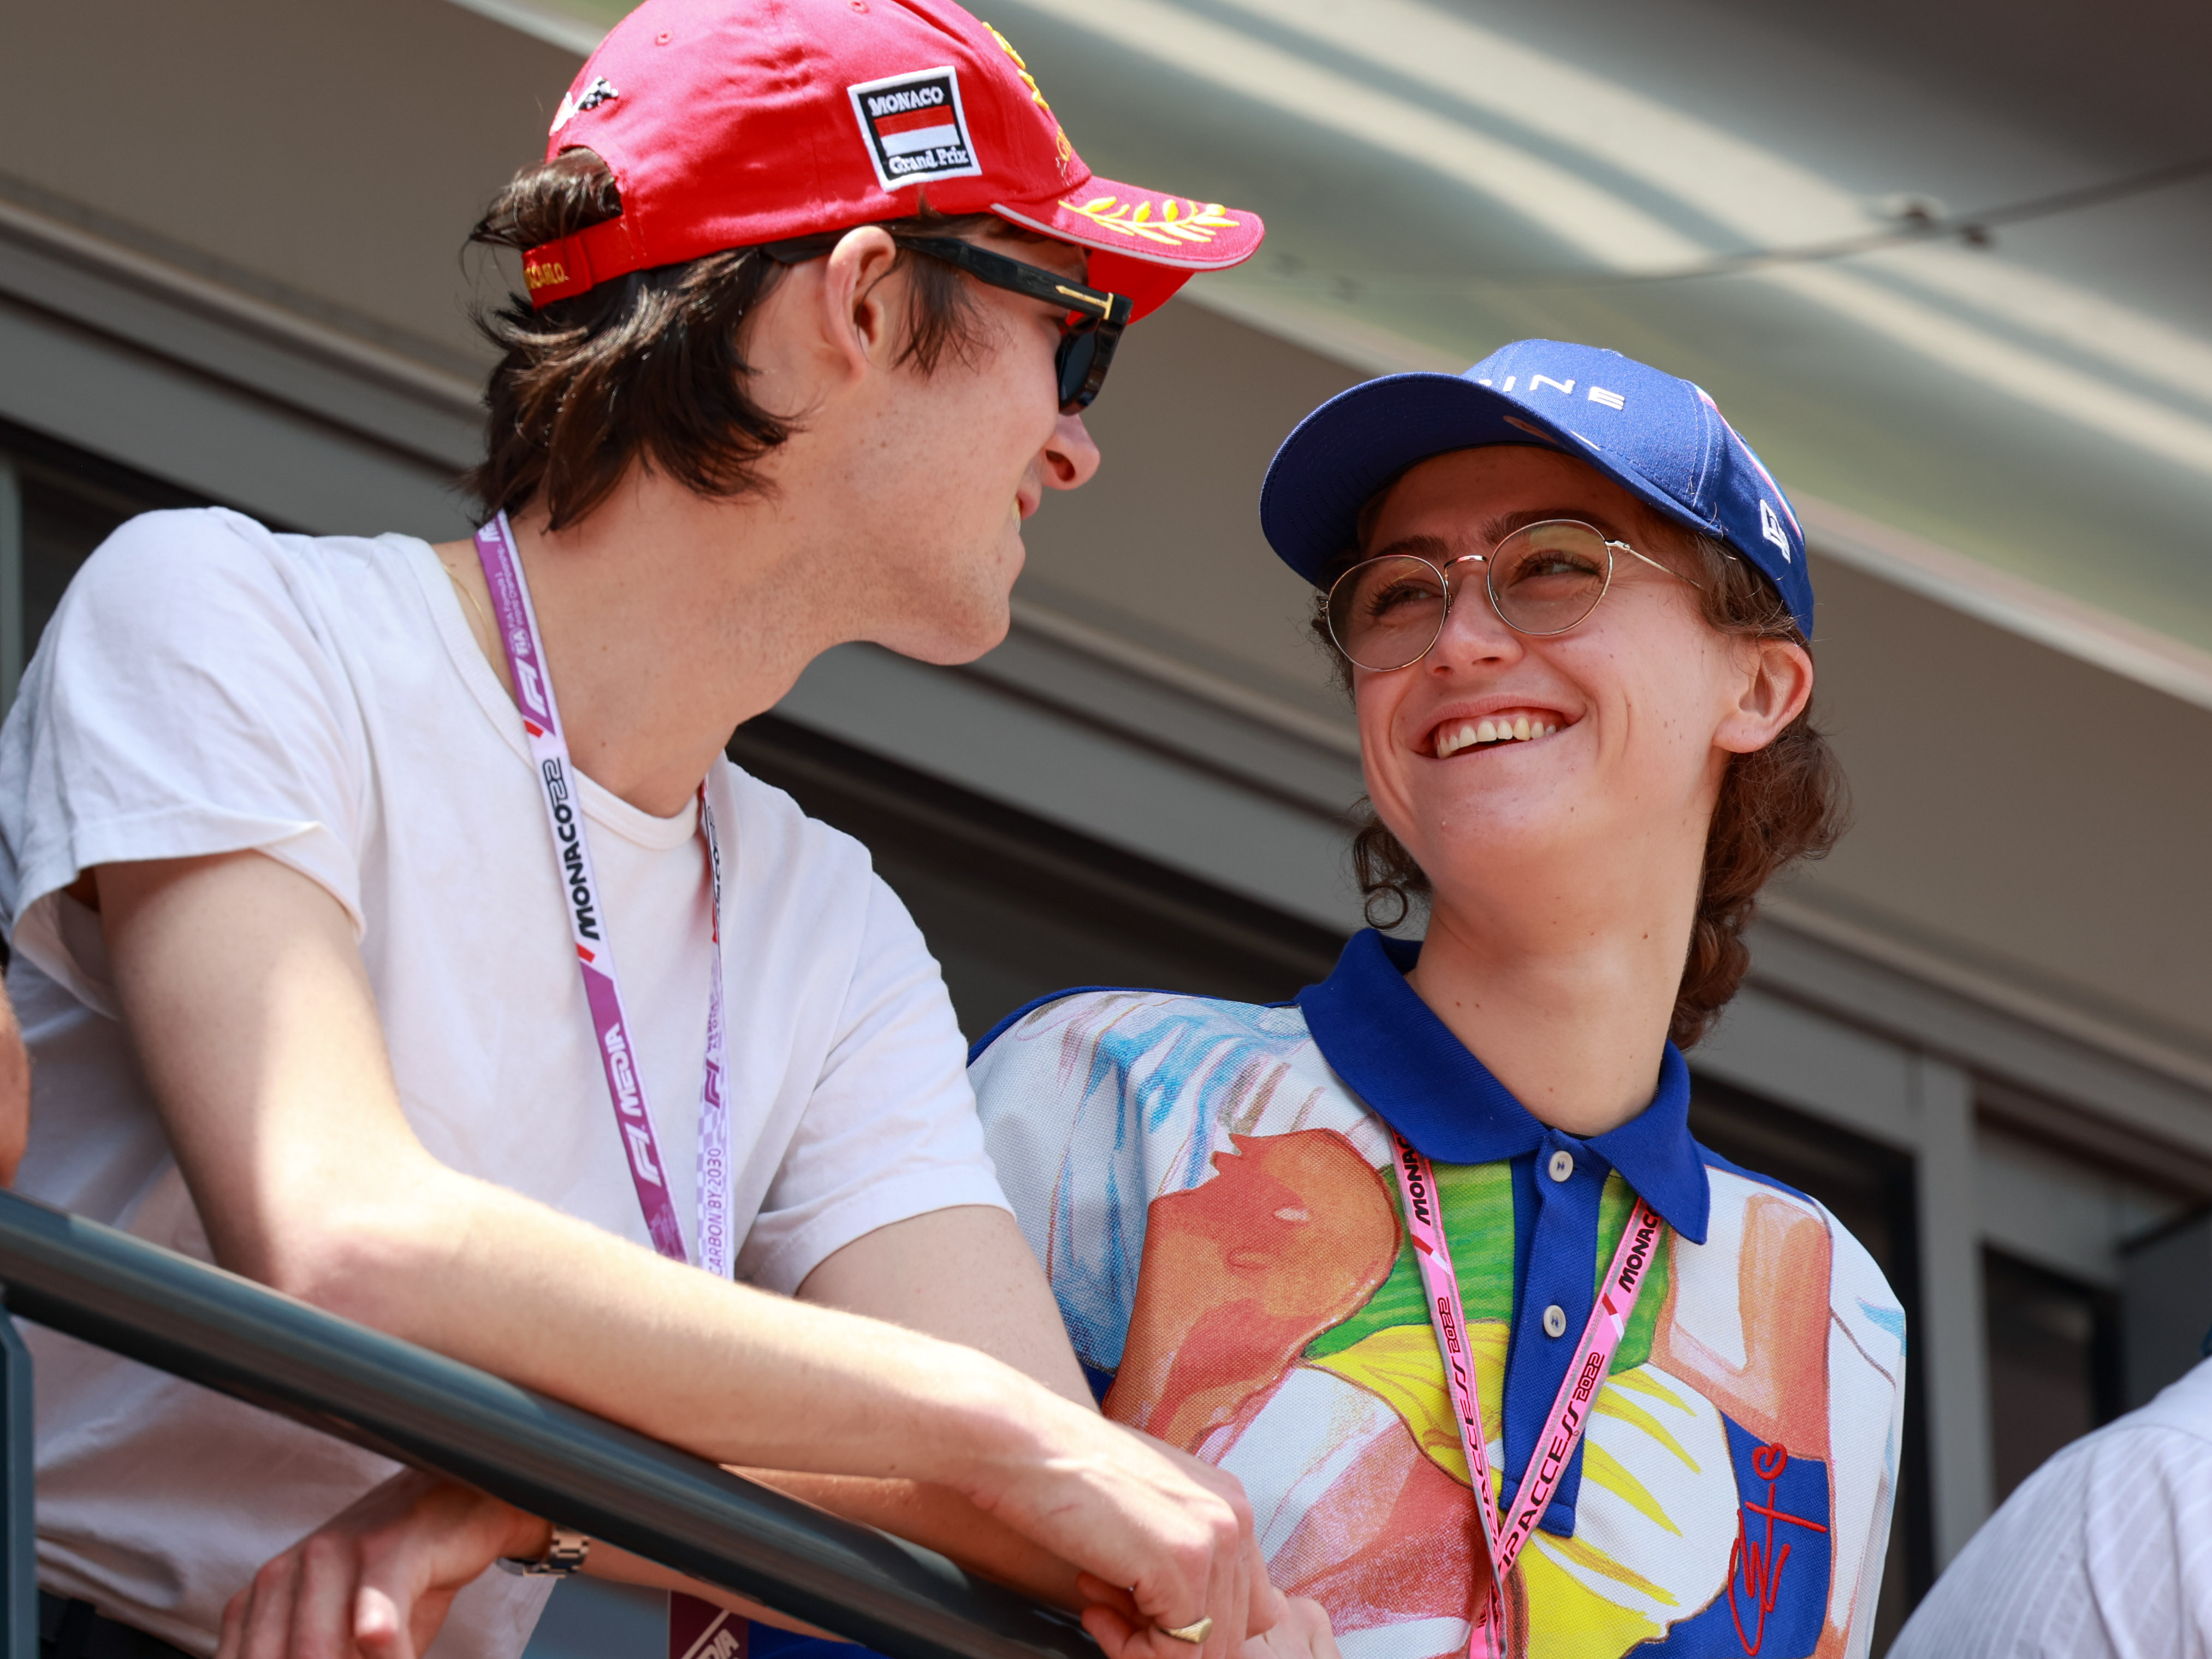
[964,1410,1272,1659]
[223,1448,1274,1659]
[798,1211,1274,1659]
[1082,1584,1336,1659]
[216,1471,547,1659]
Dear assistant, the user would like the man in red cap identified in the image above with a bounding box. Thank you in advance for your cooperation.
[0,2,1276,1657]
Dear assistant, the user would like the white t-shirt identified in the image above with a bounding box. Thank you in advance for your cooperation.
[0,508,1009,1659]
[1890,1358,2212,1659]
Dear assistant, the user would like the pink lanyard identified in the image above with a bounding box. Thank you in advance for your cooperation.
[472,513,733,1278]
[1386,1131,1665,1657]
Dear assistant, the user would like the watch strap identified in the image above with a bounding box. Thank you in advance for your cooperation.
[497,1524,592,1577]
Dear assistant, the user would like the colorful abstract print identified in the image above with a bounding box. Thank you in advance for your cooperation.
[972,991,1906,1659]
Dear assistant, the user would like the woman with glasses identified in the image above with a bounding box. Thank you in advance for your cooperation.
[974,341,1905,1659]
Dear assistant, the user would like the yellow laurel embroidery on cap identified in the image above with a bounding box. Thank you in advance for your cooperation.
[1061,196,1240,246]
[986,22,1075,170]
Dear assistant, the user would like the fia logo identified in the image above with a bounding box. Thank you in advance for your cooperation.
[1760,499,1792,561]
[514,659,548,717]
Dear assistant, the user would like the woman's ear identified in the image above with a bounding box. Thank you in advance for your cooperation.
[1716,636,1814,754]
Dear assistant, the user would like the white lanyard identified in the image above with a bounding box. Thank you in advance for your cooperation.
[1386,1131,1664,1657]
[472,513,733,1277]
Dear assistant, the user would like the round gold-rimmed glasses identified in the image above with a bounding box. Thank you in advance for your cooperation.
[1324,519,1701,672]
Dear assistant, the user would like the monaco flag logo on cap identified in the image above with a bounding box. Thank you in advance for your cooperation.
[848,67,982,191]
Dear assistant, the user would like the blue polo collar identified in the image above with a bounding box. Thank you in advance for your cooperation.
[1296,929,1711,1244]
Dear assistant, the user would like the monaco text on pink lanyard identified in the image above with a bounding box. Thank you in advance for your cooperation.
[1387,1130,1665,1657]
[473,513,734,1279]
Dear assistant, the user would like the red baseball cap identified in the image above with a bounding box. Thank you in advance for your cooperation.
[521,0,1265,321]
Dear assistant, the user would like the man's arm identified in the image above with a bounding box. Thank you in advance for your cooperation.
[218,1474,1343,1659]
[214,1211,1113,1659]
[98,849,1265,1659]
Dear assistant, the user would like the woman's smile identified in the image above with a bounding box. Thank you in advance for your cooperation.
[1426,706,1574,758]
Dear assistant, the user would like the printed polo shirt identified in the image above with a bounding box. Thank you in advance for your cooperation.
[970,931,1907,1659]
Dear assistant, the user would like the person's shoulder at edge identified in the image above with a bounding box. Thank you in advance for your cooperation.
[1889,1361,2212,1658]
[2106,1353,2212,1445]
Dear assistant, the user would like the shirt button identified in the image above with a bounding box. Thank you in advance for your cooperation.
[1543,1304,1568,1338]
[1547,1150,1574,1183]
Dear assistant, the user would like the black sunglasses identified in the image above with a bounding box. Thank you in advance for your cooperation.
[762,232,1131,413]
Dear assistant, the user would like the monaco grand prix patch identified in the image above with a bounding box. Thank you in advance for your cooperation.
[848,67,982,191]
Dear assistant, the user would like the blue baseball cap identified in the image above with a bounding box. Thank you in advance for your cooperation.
[1259,340,1814,637]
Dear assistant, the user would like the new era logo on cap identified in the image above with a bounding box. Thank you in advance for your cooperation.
[849,67,981,192]
[1760,499,1790,559]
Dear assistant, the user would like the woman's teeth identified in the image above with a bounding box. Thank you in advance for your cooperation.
[1434,716,1558,757]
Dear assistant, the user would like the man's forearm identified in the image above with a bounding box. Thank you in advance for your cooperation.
[734,1471,1085,1608]
[269,1152,1069,1494]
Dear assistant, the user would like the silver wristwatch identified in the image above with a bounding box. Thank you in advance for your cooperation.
[497,1524,593,1577]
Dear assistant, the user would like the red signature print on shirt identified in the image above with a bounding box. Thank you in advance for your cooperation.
[1728,1443,1830,1655]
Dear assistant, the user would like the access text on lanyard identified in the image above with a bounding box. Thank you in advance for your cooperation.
[1387,1131,1665,1658]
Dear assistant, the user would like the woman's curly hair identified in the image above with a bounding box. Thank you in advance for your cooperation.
[1318,529,1849,1049]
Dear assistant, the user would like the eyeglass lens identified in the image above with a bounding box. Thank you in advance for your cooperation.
[1326,521,1616,669]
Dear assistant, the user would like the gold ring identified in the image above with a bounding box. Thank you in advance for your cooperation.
[1159,1619,1213,1645]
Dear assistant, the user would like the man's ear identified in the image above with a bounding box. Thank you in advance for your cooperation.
[1715,635,1814,754]
[811,226,905,384]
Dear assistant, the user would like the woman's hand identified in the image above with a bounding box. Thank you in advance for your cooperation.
[216,1470,545,1659]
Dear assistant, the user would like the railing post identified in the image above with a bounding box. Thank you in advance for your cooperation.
[0,1311,32,1659]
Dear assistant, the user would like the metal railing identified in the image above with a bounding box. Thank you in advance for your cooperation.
[0,1188,1095,1659]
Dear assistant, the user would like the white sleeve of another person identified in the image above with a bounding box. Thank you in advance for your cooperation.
[1890,1361,2212,1659]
